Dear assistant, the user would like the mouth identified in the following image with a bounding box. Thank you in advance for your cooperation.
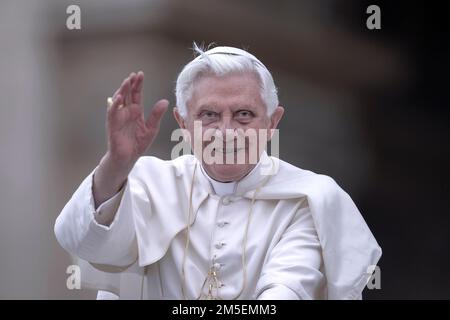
[213,147,245,154]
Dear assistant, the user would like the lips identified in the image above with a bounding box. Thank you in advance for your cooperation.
[213,147,245,154]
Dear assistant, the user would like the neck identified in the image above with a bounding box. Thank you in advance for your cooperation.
[201,163,259,183]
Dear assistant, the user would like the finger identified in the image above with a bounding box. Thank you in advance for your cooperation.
[113,78,127,103]
[132,71,144,105]
[107,94,124,118]
[131,74,143,105]
[112,77,128,100]
[112,94,124,109]
[128,72,137,90]
[135,71,144,91]
[145,99,169,130]
[123,77,132,106]
[124,72,136,105]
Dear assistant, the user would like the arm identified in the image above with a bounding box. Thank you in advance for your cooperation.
[255,200,326,300]
[54,169,137,266]
[93,71,168,208]
[54,71,168,266]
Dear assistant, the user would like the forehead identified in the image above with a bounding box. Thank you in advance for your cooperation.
[188,72,265,111]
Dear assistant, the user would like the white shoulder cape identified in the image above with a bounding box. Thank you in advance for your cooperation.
[76,155,381,300]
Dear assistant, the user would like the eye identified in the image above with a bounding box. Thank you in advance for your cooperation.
[205,111,217,117]
[235,110,254,120]
[199,110,219,122]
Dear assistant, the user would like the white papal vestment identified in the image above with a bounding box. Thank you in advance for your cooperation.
[54,151,381,299]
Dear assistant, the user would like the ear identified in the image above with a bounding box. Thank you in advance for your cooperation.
[173,107,186,129]
[268,106,284,140]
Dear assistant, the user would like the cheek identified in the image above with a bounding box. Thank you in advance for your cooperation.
[182,121,196,144]
[246,117,271,131]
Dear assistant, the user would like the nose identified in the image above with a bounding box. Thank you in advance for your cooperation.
[217,114,235,140]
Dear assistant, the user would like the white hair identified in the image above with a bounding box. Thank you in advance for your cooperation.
[175,43,279,118]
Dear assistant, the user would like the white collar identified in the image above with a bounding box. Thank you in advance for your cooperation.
[199,165,237,196]
[199,153,267,196]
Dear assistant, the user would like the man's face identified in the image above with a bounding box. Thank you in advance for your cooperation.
[174,71,283,182]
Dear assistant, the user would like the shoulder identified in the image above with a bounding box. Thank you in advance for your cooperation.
[259,156,344,199]
[272,157,338,188]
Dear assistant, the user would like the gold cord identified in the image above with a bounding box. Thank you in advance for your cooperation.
[181,159,273,300]
[181,162,197,299]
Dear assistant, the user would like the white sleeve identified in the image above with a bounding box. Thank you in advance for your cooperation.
[94,186,124,227]
[54,169,138,267]
[255,200,326,300]
[96,290,120,300]
[256,284,299,300]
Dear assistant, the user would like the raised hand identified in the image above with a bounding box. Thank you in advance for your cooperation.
[106,71,169,168]
[93,71,168,207]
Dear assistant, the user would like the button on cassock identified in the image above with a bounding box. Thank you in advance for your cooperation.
[217,221,228,228]
[215,242,226,249]
[221,197,231,205]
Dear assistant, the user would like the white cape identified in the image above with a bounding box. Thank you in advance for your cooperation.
[74,155,381,299]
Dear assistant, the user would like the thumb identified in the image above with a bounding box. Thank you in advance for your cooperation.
[145,99,169,131]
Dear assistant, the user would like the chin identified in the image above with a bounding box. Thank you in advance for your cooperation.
[204,163,251,182]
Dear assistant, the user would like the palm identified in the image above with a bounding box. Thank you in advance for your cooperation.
[108,104,149,161]
[106,71,168,165]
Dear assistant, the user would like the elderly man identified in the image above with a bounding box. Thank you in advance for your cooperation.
[54,45,381,300]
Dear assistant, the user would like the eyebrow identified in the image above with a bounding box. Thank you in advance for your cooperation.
[196,104,257,113]
[234,106,257,112]
[196,105,220,113]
